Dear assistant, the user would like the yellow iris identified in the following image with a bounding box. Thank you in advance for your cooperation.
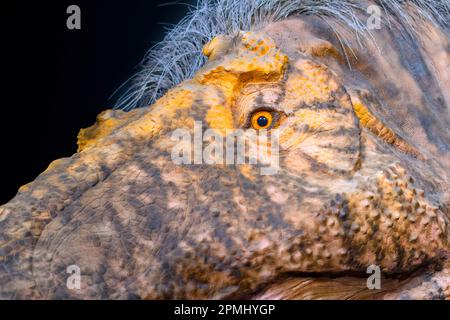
[251,111,273,130]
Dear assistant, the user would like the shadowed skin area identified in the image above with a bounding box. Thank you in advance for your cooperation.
[0,11,449,299]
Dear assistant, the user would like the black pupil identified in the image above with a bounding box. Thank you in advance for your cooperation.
[257,116,269,127]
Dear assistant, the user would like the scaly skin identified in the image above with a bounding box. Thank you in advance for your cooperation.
[0,13,449,299]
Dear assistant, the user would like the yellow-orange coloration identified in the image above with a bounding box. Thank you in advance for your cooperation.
[352,99,422,158]
[1,21,448,300]
[77,110,126,152]
[205,104,235,135]
[18,183,31,193]
[200,32,289,136]
[251,111,273,130]
[196,31,288,104]
[293,109,330,131]
[79,86,197,152]
[78,32,289,152]
[203,35,234,60]
[281,60,339,110]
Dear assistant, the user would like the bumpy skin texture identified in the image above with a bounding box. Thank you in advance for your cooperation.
[0,12,449,299]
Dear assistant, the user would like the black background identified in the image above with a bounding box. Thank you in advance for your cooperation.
[2,0,194,203]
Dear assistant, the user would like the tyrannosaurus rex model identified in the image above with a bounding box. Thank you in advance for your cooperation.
[1,0,449,299]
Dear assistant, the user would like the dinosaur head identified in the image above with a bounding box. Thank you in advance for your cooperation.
[1,18,449,300]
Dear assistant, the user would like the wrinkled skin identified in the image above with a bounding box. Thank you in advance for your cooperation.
[1,11,449,299]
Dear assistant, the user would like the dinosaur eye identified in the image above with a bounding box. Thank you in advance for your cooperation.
[251,111,273,130]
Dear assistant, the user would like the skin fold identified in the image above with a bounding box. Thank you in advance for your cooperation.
[0,11,449,299]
